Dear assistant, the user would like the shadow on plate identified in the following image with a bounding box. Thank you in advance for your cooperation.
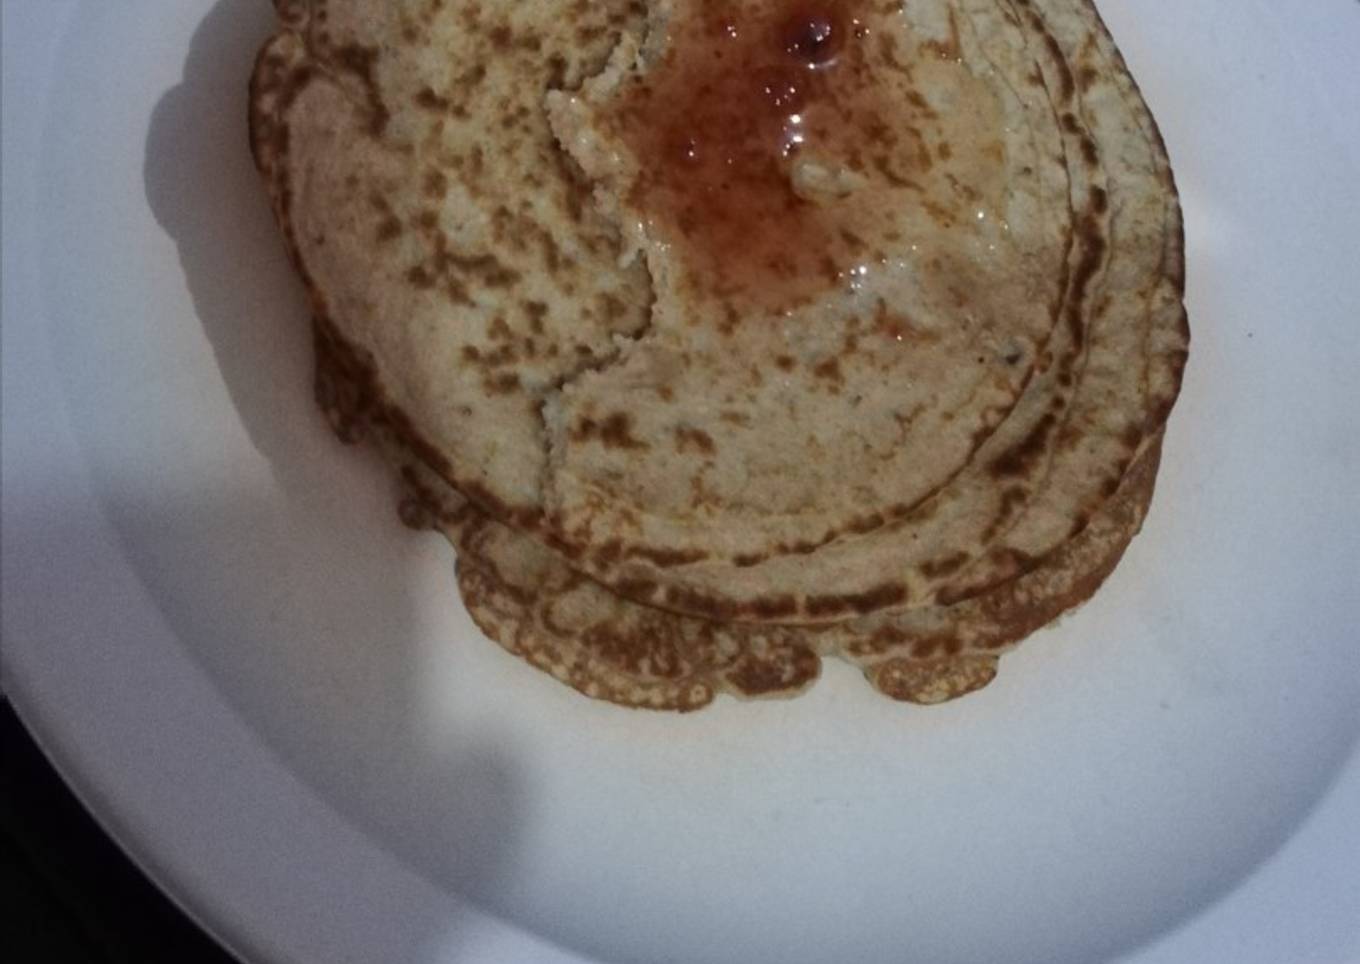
[139,0,532,959]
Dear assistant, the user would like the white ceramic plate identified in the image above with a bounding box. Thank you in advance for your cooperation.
[4,2,1359,962]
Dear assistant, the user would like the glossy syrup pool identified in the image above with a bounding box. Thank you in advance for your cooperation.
[611,0,898,314]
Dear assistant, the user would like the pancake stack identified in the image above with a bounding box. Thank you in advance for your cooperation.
[251,0,1188,709]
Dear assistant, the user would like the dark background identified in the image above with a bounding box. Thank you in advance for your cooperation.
[1,698,239,963]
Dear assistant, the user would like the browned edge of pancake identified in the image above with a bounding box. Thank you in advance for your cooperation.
[251,0,1186,636]
[858,432,1161,704]
[444,428,1162,712]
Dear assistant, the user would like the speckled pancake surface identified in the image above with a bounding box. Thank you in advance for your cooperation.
[254,0,1188,707]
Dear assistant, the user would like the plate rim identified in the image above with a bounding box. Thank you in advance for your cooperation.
[3,2,1358,963]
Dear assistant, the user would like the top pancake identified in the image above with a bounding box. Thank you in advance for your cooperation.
[253,0,1187,622]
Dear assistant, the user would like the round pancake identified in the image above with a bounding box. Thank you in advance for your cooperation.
[250,0,1187,585]
[257,0,1188,709]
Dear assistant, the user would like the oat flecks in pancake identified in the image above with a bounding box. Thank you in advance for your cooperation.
[254,0,1188,709]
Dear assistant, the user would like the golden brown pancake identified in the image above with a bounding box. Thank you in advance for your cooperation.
[255,0,1188,708]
